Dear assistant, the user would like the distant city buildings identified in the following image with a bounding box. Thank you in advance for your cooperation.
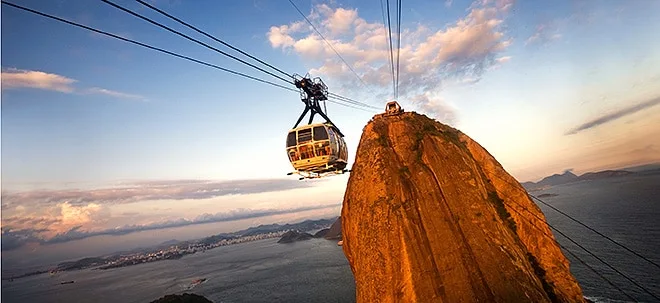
[98,230,290,270]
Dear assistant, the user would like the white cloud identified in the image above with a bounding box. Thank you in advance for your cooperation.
[268,24,297,48]
[1,68,76,92]
[323,7,359,35]
[1,68,146,101]
[267,0,514,123]
[410,93,458,125]
[57,202,110,233]
[525,23,562,46]
[85,87,147,101]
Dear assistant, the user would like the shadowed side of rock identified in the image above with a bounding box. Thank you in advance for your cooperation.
[341,112,584,303]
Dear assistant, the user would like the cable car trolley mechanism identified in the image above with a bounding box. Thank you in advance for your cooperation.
[286,74,350,180]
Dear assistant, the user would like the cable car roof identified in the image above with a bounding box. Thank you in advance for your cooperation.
[289,122,338,132]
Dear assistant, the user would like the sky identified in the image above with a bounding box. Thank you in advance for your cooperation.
[2,0,660,267]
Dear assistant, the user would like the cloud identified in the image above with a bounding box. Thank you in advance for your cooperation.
[1,68,77,92]
[84,88,148,101]
[410,93,458,125]
[1,203,339,250]
[565,97,660,135]
[1,178,317,208]
[525,23,562,46]
[266,1,514,121]
[1,178,323,249]
[1,68,146,100]
[2,202,110,238]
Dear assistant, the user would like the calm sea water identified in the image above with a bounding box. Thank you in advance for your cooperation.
[2,171,658,302]
[1,237,355,303]
[536,170,660,303]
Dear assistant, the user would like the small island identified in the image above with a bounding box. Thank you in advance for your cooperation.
[277,230,313,243]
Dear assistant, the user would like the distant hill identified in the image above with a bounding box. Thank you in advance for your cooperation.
[538,171,578,187]
[231,218,336,237]
[522,169,635,191]
[324,216,342,240]
[621,163,660,172]
[577,170,634,181]
[277,230,313,243]
[313,228,330,238]
[57,257,105,271]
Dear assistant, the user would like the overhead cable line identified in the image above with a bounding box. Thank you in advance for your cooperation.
[489,169,659,273]
[99,0,293,85]
[0,0,293,92]
[131,0,378,111]
[529,194,660,271]
[545,211,658,301]
[379,0,394,100]
[395,0,402,99]
[503,202,637,302]
[484,173,660,301]
[133,0,292,80]
[385,0,396,98]
[329,93,381,110]
[327,99,377,113]
[2,0,377,113]
[286,0,371,91]
[558,243,637,302]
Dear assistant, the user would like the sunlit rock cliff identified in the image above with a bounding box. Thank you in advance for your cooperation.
[341,111,584,302]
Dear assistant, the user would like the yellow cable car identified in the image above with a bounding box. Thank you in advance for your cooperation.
[286,74,350,179]
[286,122,348,179]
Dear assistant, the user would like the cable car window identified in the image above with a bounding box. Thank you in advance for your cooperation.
[313,126,329,141]
[287,132,297,147]
[298,128,312,143]
[315,141,330,157]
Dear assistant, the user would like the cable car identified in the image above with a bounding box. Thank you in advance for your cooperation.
[286,74,350,180]
[286,122,348,178]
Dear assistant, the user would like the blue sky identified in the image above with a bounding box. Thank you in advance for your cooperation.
[2,0,659,265]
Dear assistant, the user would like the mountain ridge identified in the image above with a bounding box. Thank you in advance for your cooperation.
[522,170,635,191]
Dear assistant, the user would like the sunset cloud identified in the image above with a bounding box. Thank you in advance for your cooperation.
[85,87,148,101]
[1,68,77,92]
[1,178,317,208]
[1,177,328,251]
[525,23,562,46]
[565,97,660,135]
[1,68,146,100]
[1,203,339,250]
[267,0,514,121]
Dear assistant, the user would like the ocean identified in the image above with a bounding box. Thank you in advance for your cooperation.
[536,169,660,303]
[1,237,355,303]
[2,170,659,302]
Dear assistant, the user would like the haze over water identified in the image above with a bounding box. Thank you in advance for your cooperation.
[2,171,659,302]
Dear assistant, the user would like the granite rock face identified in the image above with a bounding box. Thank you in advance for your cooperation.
[341,112,584,303]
